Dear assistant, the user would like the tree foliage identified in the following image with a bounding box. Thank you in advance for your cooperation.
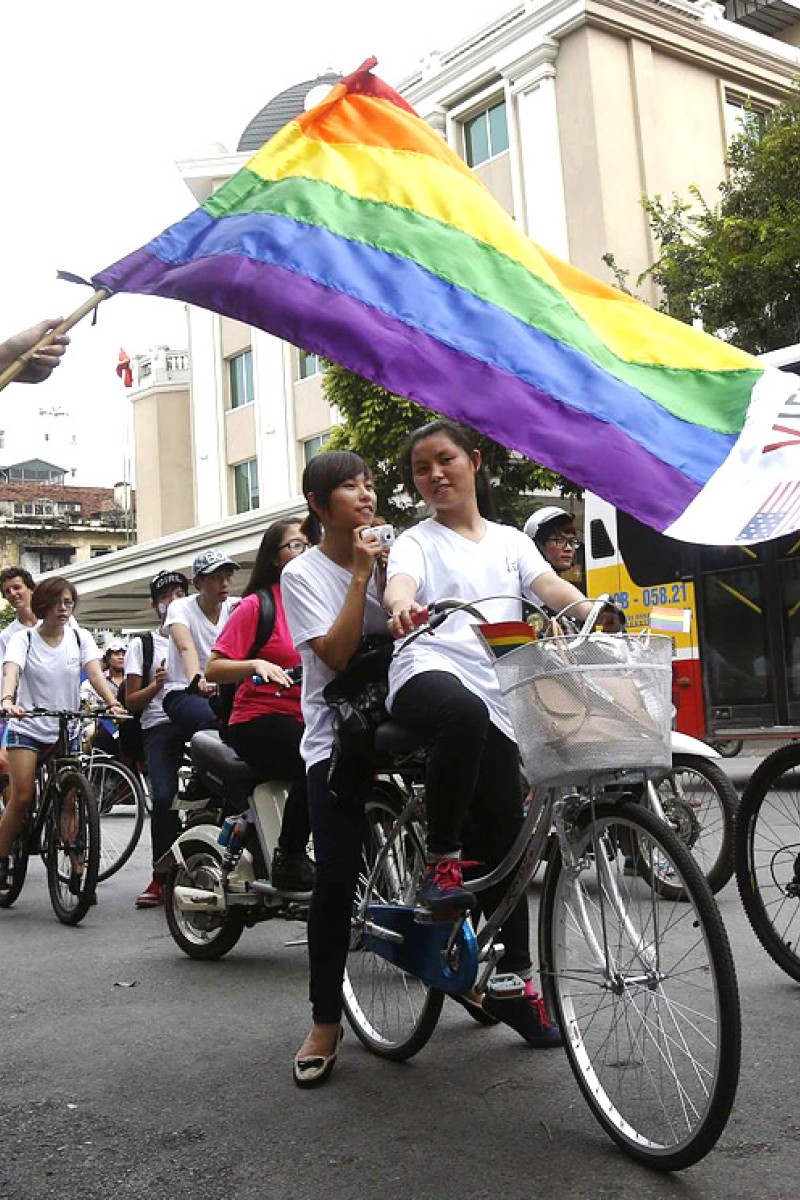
[607,90,800,355]
[320,361,579,528]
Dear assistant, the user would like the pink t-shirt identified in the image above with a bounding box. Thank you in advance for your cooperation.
[212,588,302,725]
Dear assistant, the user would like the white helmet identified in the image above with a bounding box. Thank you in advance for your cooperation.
[523,506,573,542]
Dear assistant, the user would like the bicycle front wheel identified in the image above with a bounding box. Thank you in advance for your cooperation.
[539,799,740,1171]
[86,758,146,881]
[736,742,800,982]
[46,770,100,925]
[343,787,444,1061]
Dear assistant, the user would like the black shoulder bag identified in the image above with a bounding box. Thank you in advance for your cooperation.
[323,633,394,803]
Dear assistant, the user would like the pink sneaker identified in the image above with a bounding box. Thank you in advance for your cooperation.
[417,859,476,919]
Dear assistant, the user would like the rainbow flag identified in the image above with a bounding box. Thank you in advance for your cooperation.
[474,621,538,660]
[648,606,692,634]
[93,59,800,545]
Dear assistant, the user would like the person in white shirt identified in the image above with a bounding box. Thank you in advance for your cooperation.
[0,576,125,893]
[282,451,387,1088]
[162,549,239,741]
[0,566,38,776]
[385,419,592,1046]
[124,570,189,909]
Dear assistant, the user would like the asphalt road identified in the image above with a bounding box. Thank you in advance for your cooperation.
[3,757,800,1200]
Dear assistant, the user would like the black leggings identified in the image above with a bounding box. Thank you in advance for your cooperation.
[224,714,310,853]
[391,670,531,976]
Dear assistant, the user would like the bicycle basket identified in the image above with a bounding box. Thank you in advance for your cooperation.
[487,632,673,786]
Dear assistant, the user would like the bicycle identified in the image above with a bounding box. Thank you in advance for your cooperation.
[735,739,800,982]
[82,747,147,882]
[0,709,101,924]
[343,598,741,1171]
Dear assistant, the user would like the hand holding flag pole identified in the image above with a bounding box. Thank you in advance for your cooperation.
[0,288,109,393]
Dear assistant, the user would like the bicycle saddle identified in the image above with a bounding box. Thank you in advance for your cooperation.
[373,720,428,757]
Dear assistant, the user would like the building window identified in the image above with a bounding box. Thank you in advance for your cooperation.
[0,431,4,449]
[464,99,509,167]
[297,349,321,380]
[37,548,72,573]
[724,94,769,145]
[233,458,259,513]
[303,433,330,467]
[228,349,254,409]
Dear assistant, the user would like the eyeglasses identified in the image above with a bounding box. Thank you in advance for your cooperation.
[279,539,309,555]
[545,535,581,549]
[55,598,76,610]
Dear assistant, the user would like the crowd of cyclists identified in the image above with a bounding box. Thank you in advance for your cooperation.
[0,415,596,1088]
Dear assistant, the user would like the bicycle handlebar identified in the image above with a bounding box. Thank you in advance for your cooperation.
[397,592,617,651]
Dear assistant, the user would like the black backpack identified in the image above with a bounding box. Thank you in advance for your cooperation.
[118,632,154,763]
[211,589,276,737]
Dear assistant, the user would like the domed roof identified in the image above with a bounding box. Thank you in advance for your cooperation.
[237,73,342,152]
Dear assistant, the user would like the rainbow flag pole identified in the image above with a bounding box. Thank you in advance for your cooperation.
[55,58,800,544]
[0,289,109,392]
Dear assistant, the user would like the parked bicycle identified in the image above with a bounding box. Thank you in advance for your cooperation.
[0,709,101,924]
[735,738,800,981]
[344,597,741,1171]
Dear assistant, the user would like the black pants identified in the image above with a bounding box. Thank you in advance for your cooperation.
[306,759,368,1024]
[391,671,531,976]
[224,714,311,854]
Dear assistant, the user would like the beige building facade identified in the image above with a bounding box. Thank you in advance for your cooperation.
[71,0,800,623]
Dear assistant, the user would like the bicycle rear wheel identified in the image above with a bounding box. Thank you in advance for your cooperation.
[735,742,800,982]
[46,770,100,925]
[0,784,30,907]
[640,756,737,899]
[86,758,146,882]
[343,787,444,1060]
[539,799,740,1171]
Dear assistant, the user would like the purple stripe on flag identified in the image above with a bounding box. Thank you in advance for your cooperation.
[95,249,701,529]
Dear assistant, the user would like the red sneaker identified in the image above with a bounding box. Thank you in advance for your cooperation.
[417,859,476,920]
[135,876,164,909]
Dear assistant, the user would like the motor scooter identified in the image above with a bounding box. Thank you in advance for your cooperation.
[161,728,311,960]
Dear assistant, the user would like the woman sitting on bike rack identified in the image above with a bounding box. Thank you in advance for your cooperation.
[384,419,592,1044]
[0,576,126,892]
[205,518,315,893]
[281,451,390,1087]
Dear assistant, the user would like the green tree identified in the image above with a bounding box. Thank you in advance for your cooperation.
[319,361,579,528]
[606,89,800,355]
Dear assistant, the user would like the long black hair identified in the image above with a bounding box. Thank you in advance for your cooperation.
[243,518,304,595]
[401,419,497,521]
[301,450,373,543]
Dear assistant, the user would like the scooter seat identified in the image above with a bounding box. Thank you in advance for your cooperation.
[373,720,428,756]
[190,730,259,793]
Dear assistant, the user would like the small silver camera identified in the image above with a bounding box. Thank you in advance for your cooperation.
[361,524,396,547]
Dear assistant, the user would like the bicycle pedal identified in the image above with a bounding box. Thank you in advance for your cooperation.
[487,972,527,1000]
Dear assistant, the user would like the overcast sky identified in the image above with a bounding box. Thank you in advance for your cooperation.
[1,0,515,485]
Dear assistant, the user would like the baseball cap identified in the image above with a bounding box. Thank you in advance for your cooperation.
[523,506,574,541]
[192,549,240,577]
[106,638,127,652]
[149,569,190,601]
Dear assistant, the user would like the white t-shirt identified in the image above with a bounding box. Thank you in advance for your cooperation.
[4,624,102,743]
[124,630,170,731]
[386,518,554,739]
[0,617,32,662]
[163,595,237,693]
[282,547,387,768]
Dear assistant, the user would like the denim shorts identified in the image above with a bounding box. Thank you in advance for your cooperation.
[6,729,54,754]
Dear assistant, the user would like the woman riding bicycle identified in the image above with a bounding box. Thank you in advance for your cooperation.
[281,451,388,1088]
[384,419,592,1042]
[0,577,126,893]
[205,518,315,893]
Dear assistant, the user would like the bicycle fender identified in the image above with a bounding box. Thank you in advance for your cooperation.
[670,731,720,759]
[162,824,223,872]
